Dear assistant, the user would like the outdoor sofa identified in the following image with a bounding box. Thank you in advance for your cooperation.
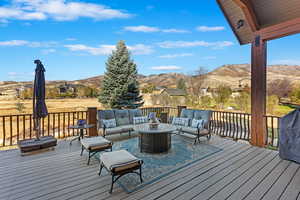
[170,109,212,144]
[97,109,148,137]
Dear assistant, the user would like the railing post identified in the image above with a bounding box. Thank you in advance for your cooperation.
[160,113,168,123]
[177,106,187,117]
[87,107,98,137]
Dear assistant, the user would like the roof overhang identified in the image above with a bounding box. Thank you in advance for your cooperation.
[217,0,300,45]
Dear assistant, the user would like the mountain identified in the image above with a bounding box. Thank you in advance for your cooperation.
[72,64,300,89]
[1,64,300,98]
[203,64,300,88]
[70,73,189,89]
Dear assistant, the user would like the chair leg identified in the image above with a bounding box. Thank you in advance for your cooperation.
[139,166,143,183]
[207,133,211,140]
[87,152,91,165]
[99,164,103,176]
[80,146,84,156]
[110,175,115,194]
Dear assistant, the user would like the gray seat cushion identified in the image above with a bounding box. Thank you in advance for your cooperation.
[100,150,140,171]
[81,136,112,149]
[114,110,130,126]
[129,109,143,124]
[181,127,209,135]
[105,127,124,135]
[119,125,134,132]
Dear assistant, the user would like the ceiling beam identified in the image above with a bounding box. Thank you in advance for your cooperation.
[233,0,259,32]
[216,0,243,45]
[258,17,300,41]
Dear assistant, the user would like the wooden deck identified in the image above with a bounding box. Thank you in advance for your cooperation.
[0,135,300,200]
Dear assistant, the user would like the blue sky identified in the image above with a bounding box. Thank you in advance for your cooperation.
[0,0,299,81]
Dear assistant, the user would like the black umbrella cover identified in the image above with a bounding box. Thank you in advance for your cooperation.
[33,60,48,119]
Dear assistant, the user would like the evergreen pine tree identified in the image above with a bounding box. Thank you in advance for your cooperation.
[99,40,144,109]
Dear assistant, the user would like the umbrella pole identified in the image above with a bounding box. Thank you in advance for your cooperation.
[35,118,41,140]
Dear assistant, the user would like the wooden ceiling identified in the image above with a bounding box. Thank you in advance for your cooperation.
[217,0,300,45]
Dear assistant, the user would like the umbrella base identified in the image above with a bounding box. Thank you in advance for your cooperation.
[18,136,57,154]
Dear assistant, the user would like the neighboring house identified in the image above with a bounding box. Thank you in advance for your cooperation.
[58,83,78,94]
[161,88,187,97]
[160,88,187,105]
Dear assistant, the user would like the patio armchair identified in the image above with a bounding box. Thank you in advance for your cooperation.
[170,109,212,144]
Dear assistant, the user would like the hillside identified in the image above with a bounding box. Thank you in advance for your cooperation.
[204,64,300,88]
[1,64,300,98]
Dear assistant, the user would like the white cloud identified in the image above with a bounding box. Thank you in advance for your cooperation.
[41,48,56,54]
[196,26,225,32]
[0,0,132,22]
[8,71,34,80]
[162,29,190,33]
[0,40,29,46]
[157,40,234,49]
[124,26,160,33]
[0,40,58,48]
[64,44,114,55]
[272,59,300,65]
[151,65,183,71]
[128,44,154,55]
[159,53,193,59]
[124,25,189,33]
[65,43,154,55]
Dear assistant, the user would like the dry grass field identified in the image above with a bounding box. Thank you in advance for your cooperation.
[0,98,103,116]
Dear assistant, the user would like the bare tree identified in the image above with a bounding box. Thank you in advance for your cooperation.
[188,66,208,97]
[267,79,292,100]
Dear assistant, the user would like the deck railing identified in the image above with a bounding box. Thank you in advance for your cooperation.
[265,115,280,149]
[210,111,251,141]
[0,106,281,149]
[0,111,88,147]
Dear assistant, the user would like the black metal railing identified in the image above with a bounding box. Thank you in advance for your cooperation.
[265,115,280,149]
[0,111,88,147]
[0,106,282,150]
[210,111,251,141]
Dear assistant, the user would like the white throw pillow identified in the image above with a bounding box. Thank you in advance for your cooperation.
[172,117,189,126]
[191,119,204,129]
[102,119,117,128]
[133,116,148,124]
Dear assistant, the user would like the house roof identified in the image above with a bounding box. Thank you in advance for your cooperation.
[217,0,300,45]
[162,88,187,96]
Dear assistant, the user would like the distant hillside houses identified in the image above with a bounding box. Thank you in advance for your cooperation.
[58,83,78,94]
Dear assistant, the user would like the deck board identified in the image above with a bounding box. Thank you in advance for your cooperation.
[217,154,283,200]
[0,135,299,200]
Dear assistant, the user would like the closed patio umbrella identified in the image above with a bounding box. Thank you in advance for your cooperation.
[33,60,48,140]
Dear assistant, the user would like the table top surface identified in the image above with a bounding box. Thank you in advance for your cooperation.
[134,123,176,134]
[69,124,95,129]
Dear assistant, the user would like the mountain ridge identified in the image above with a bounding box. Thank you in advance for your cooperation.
[1,64,300,95]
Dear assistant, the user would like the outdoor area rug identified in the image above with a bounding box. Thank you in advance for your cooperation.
[98,135,222,193]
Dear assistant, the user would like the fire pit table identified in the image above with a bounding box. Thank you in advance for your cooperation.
[134,123,176,153]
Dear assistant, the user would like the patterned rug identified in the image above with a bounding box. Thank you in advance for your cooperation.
[98,135,222,193]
